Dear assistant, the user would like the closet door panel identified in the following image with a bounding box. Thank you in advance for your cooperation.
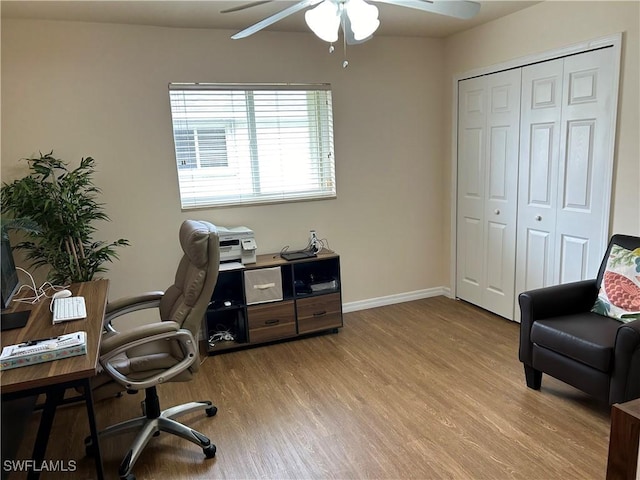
[556,48,616,280]
[528,124,556,206]
[458,217,483,301]
[461,128,484,201]
[563,120,594,208]
[485,221,509,292]
[558,234,589,283]
[456,77,486,305]
[520,229,552,291]
[482,69,521,318]
[516,58,563,301]
[457,70,520,319]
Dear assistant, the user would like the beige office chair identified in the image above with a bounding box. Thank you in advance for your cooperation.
[86,220,220,480]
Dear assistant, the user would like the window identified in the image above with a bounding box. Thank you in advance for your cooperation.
[175,127,228,170]
[169,83,336,209]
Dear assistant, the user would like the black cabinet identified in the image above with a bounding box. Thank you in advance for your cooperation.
[204,251,342,354]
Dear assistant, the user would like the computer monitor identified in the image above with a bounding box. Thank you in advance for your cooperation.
[1,236,20,310]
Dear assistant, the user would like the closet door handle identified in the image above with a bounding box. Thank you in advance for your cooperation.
[535,215,542,221]
[494,209,500,215]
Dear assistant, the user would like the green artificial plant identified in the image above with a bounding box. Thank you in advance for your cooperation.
[0,216,40,241]
[1,151,129,284]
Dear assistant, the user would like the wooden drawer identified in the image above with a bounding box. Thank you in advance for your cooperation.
[296,293,342,334]
[248,300,296,344]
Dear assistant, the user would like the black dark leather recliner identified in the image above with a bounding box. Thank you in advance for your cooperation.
[519,234,640,405]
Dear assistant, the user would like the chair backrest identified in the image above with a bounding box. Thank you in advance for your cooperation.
[596,234,640,286]
[159,220,219,345]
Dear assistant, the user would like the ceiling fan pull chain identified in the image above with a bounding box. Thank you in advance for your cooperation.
[342,10,349,68]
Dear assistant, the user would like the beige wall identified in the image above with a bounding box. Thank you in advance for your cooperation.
[1,19,445,305]
[442,0,640,287]
[2,2,638,310]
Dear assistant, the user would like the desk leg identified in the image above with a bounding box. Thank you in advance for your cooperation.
[83,378,104,480]
[27,387,64,480]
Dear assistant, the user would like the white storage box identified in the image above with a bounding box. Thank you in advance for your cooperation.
[244,267,283,305]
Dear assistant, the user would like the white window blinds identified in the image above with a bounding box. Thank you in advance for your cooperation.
[169,83,336,209]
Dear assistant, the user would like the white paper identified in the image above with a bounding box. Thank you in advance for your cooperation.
[219,261,244,271]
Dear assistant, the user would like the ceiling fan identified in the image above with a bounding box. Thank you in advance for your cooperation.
[224,0,481,44]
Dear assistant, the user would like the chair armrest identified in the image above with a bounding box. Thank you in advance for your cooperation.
[519,279,599,320]
[518,279,598,364]
[99,321,198,391]
[611,319,640,403]
[103,291,164,332]
[101,321,180,354]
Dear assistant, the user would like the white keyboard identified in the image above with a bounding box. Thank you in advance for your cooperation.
[52,296,87,324]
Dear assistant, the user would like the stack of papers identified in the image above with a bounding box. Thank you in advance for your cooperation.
[0,331,87,370]
[219,261,244,271]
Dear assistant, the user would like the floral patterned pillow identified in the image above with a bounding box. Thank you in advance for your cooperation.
[591,244,640,322]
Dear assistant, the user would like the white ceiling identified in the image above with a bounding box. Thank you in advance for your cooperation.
[0,1,541,38]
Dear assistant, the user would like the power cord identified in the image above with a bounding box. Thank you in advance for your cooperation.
[208,327,235,348]
[201,329,234,365]
[317,237,333,253]
[209,331,235,342]
[12,267,69,305]
[279,237,333,256]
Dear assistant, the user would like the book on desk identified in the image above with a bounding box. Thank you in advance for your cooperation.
[0,331,87,370]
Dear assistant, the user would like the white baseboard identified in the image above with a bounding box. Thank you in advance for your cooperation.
[342,286,452,313]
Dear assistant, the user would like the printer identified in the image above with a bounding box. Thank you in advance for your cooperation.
[217,226,257,264]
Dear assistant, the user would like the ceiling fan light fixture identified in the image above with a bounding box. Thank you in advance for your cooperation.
[230,0,481,43]
[305,0,341,43]
[346,0,380,41]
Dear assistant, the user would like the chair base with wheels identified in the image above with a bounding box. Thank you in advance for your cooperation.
[86,386,217,480]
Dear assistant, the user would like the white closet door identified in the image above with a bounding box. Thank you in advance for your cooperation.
[457,69,521,318]
[483,69,522,317]
[516,48,617,304]
[457,76,486,307]
[555,48,616,282]
[516,58,564,295]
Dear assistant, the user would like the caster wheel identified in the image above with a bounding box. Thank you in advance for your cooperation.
[206,406,218,417]
[120,474,135,480]
[153,431,160,437]
[204,444,216,458]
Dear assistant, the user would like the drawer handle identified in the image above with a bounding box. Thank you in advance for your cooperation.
[254,283,276,290]
[313,310,327,317]
[265,319,280,325]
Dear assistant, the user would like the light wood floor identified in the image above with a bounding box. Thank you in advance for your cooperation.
[13,296,611,479]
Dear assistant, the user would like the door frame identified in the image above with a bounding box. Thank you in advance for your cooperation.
[449,33,622,309]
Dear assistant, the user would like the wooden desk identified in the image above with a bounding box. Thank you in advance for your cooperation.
[1,280,109,480]
[607,398,640,480]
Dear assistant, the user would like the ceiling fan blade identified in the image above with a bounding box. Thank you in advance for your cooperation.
[372,0,480,20]
[221,1,274,14]
[231,0,323,39]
